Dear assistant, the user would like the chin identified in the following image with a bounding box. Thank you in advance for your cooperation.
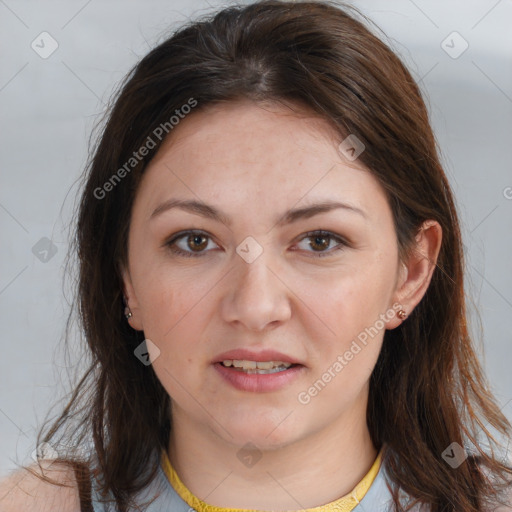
[220,416,304,450]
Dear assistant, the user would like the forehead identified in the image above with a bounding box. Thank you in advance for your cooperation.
[133,100,389,224]
[151,99,342,172]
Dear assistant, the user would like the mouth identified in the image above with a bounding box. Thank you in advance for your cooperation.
[213,360,305,392]
[217,359,301,374]
[211,349,306,391]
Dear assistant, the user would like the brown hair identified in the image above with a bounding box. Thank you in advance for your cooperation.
[22,1,512,511]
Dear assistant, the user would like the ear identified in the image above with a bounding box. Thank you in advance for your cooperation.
[386,220,442,329]
[120,264,144,331]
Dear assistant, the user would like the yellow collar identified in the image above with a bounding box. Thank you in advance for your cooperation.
[160,447,383,512]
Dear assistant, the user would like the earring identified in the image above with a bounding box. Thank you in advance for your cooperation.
[123,295,132,320]
[397,309,407,320]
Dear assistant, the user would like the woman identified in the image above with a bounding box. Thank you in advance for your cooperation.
[1,1,511,511]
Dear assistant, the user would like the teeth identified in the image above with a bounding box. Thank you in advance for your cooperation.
[221,359,293,370]
[234,360,257,370]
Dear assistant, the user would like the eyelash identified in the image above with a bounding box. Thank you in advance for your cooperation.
[164,230,349,258]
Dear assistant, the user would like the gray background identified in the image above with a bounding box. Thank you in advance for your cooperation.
[1,0,511,476]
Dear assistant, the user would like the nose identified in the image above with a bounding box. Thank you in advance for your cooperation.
[220,252,292,332]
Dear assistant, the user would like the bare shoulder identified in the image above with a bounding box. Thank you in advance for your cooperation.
[0,460,81,512]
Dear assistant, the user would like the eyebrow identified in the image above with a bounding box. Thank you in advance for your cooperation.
[149,198,367,226]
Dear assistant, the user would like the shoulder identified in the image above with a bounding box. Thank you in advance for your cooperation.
[0,459,81,512]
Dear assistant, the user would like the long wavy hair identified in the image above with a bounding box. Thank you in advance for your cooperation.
[23,1,512,511]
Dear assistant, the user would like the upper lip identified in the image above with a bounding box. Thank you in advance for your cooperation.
[213,349,303,365]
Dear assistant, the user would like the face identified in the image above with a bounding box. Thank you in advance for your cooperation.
[122,100,405,450]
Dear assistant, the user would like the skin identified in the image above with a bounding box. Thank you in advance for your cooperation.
[122,99,442,510]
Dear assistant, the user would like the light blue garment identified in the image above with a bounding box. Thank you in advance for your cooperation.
[89,450,424,512]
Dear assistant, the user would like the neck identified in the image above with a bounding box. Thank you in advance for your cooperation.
[167,398,378,510]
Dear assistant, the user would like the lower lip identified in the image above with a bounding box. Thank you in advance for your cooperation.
[213,362,305,392]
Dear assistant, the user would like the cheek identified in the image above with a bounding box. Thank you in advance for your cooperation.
[133,257,218,337]
[305,261,395,328]
[140,277,210,398]
[300,273,388,407]
[296,253,397,363]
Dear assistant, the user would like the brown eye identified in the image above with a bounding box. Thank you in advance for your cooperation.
[294,230,348,257]
[165,230,219,258]
[187,233,208,252]
[309,235,331,252]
